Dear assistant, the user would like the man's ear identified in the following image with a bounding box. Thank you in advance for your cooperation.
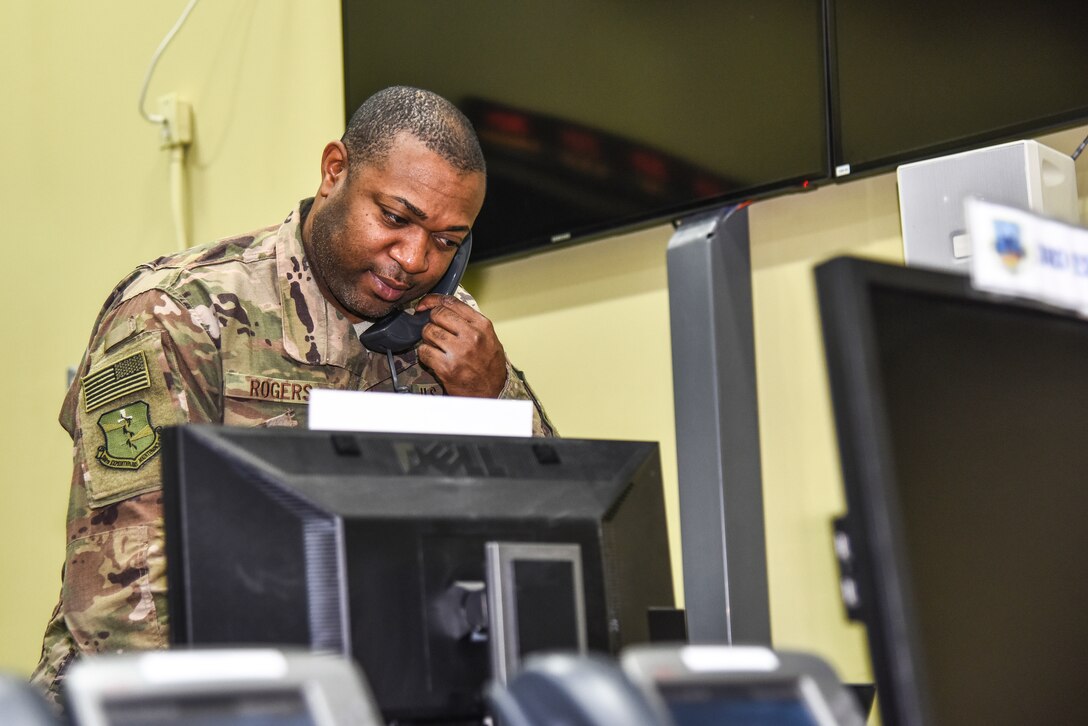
[318,141,349,198]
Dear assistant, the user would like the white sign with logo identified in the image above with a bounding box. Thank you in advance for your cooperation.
[967,198,1088,316]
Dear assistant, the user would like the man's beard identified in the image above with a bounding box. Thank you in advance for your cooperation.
[307,192,401,321]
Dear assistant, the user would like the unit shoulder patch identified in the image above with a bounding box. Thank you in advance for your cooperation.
[94,401,162,470]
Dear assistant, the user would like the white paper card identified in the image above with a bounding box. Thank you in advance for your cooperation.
[968,198,1088,316]
[308,388,533,438]
[679,645,780,673]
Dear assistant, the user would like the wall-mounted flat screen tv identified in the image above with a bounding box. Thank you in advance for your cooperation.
[341,0,830,262]
[828,0,1088,177]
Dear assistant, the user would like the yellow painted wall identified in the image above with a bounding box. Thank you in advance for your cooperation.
[3,2,1088,707]
[0,0,345,675]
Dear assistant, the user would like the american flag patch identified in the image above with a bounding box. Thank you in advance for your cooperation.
[82,352,152,413]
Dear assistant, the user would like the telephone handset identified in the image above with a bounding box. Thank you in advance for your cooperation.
[360,233,472,354]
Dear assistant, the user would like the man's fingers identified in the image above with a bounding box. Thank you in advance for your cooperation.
[420,319,456,350]
[418,294,477,320]
[424,296,492,337]
[414,294,506,398]
[416,341,443,372]
[426,303,472,332]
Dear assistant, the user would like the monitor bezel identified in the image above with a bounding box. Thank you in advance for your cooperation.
[62,649,384,726]
[814,256,1088,726]
[620,644,865,726]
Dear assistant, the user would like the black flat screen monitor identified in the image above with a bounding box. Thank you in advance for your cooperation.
[828,0,1088,176]
[816,257,1088,726]
[341,0,830,262]
[162,427,674,724]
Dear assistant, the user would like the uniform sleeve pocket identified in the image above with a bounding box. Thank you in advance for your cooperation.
[77,332,187,508]
[61,524,167,653]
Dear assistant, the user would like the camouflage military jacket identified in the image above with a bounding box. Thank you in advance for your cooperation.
[32,200,555,699]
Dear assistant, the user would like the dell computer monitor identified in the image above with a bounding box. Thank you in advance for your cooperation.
[162,427,674,724]
[816,257,1088,726]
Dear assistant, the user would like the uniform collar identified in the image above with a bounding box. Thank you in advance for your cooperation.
[275,200,371,371]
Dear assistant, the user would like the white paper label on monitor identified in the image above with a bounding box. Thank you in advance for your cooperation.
[139,650,289,683]
[967,197,1088,317]
[680,645,780,673]
[308,389,533,437]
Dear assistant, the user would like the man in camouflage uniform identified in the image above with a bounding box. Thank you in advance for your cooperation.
[31,86,555,701]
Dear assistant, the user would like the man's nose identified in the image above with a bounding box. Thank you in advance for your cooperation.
[389,229,430,275]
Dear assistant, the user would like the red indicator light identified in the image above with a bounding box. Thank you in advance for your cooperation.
[486,110,531,136]
[630,150,668,181]
[561,128,600,156]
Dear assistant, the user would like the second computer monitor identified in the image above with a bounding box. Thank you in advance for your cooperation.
[162,427,674,724]
[817,256,1088,726]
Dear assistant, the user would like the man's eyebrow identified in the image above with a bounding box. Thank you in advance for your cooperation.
[391,195,470,232]
[392,196,428,220]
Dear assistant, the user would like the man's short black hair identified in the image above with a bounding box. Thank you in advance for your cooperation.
[343,86,486,176]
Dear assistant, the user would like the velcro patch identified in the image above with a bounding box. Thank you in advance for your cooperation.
[94,401,162,470]
[83,352,151,413]
[225,372,315,404]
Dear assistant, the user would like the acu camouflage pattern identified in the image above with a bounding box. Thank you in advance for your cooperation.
[32,200,556,702]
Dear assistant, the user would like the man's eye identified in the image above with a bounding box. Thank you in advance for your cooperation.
[435,236,461,250]
[383,210,407,225]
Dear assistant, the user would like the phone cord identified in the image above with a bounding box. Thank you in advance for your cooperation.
[387,349,410,394]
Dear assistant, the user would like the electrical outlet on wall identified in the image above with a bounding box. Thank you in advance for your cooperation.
[157,93,193,149]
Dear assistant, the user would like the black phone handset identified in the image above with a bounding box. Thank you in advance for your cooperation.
[360,234,472,392]
[360,233,472,355]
